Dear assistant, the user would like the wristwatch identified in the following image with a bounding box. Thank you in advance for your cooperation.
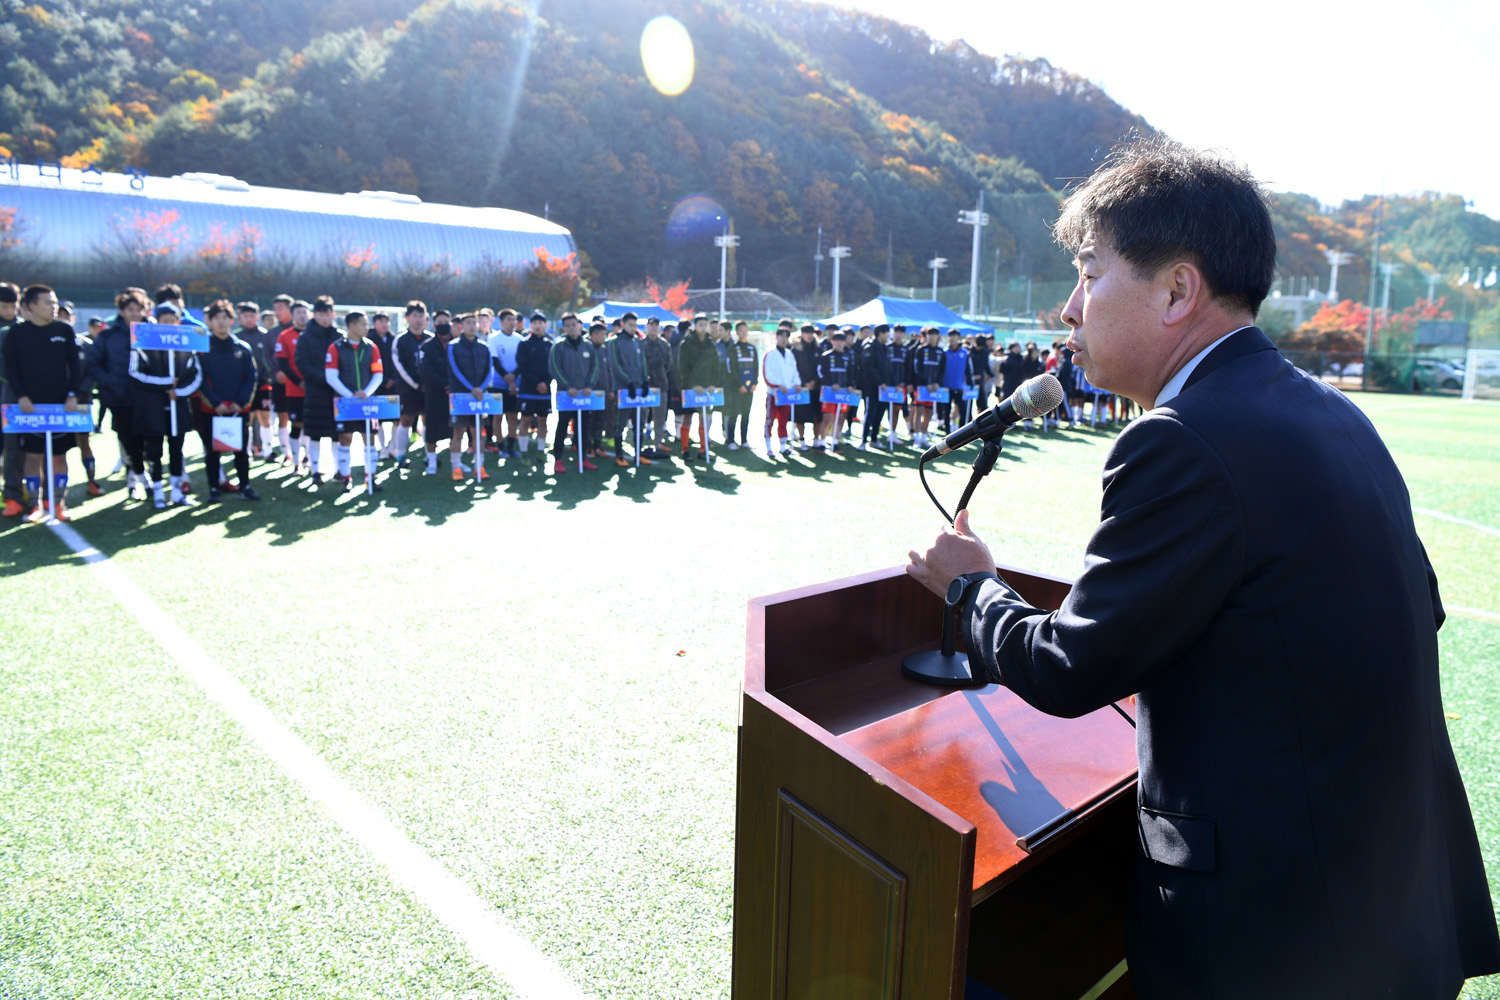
[945,572,997,619]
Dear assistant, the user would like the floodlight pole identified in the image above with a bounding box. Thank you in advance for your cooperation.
[814,226,824,295]
[928,256,948,301]
[958,191,989,317]
[829,245,851,315]
[715,232,740,321]
[1379,262,1402,312]
[1324,248,1353,301]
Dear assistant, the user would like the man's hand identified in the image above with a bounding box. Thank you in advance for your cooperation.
[353,391,367,399]
[471,388,484,400]
[215,402,232,415]
[166,389,177,400]
[63,396,79,413]
[18,396,34,414]
[739,385,748,394]
[275,371,286,384]
[906,509,997,597]
[535,382,548,395]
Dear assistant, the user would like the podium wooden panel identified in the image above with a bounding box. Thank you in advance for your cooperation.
[733,565,1139,1000]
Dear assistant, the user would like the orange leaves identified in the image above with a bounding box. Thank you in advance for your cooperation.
[341,241,378,272]
[646,277,692,318]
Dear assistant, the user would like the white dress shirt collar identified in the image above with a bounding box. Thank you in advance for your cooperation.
[1153,326,1252,409]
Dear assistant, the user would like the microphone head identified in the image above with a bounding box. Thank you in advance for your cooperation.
[1014,373,1064,419]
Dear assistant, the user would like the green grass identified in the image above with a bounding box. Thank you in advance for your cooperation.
[2,391,1498,998]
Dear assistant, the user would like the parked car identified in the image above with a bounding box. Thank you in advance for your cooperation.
[1411,358,1464,391]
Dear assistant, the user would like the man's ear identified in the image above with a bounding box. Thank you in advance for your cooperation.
[1161,261,1204,326]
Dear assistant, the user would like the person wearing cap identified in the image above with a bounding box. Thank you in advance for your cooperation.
[607,311,653,466]
[760,325,798,458]
[908,326,945,449]
[129,299,202,508]
[487,307,525,457]
[724,320,759,451]
[194,299,260,501]
[885,324,911,445]
[325,310,386,492]
[515,310,553,462]
[791,324,821,450]
[857,323,893,451]
[1,284,83,520]
[417,309,457,476]
[294,295,342,486]
[547,312,598,473]
[274,300,310,471]
[390,301,431,467]
[815,330,855,453]
[675,314,720,462]
[640,316,674,459]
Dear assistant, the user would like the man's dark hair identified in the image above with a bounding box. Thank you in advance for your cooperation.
[153,283,183,304]
[405,300,427,316]
[621,311,638,323]
[237,301,259,315]
[1053,135,1276,316]
[273,293,294,306]
[0,282,17,304]
[115,289,149,311]
[205,299,234,320]
[560,311,579,324]
[291,299,311,312]
[371,311,389,323]
[313,295,335,313]
[20,283,53,307]
[497,308,517,321]
[346,310,367,325]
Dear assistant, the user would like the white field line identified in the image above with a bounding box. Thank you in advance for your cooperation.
[1413,507,1500,540]
[47,521,591,1000]
[1447,606,1500,625]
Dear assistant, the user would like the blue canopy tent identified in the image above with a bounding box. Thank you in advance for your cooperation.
[576,301,682,324]
[822,296,994,336]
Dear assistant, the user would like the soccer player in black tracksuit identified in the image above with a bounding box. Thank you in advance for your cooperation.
[857,324,893,450]
[367,311,396,458]
[294,295,343,486]
[908,326,946,450]
[515,312,553,463]
[791,326,821,450]
[87,288,150,499]
[130,301,202,509]
[607,312,653,467]
[1,284,82,521]
[814,332,855,453]
[391,301,431,467]
[885,325,911,445]
[547,313,599,473]
[235,301,274,461]
[195,299,260,502]
[726,321,758,450]
[418,316,456,476]
[447,313,494,482]
[325,310,385,493]
[0,281,22,517]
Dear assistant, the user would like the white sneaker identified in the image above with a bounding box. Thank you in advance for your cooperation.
[858,442,868,451]
[798,440,809,451]
[152,485,166,509]
[728,442,739,451]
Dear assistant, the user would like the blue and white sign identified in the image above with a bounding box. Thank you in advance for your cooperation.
[336,395,401,420]
[617,389,661,408]
[556,390,606,412]
[450,393,507,416]
[774,388,811,406]
[820,386,862,407]
[1,404,95,434]
[682,389,725,408]
[878,386,906,403]
[960,386,979,401]
[131,322,209,352]
[915,386,944,404]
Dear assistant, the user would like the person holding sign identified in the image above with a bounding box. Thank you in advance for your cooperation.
[487,307,525,457]
[814,331,855,453]
[390,301,432,468]
[0,284,82,522]
[607,311,653,467]
[515,311,553,463]
[791,325,821,451]
[760,326,798,458]
[724,321,759,452]
[547,313,598,474]
[447,311,494,482]
[88,289,151,501]
[295,296,343,486]
[130,301,202,509]
[885,324,911,444]
[675,316,720,462]
[640,318,674,459]
[325,310,385,493]
[857,323,893,451]
[194,299,260,502]
[418,313,457,476]
[907,326,944,450]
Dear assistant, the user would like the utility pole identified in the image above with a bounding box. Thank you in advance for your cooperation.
[715,231,741,321]
[813,226,824,296]
[829,245,851,315]
[1379,262,1402,312]
[1324,248,1353,301]
[928,255,948,301]
[958,190,989,317]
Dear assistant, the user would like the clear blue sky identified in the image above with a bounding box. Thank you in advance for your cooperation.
[811,0,1500,220]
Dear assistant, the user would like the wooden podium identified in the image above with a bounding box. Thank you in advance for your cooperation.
[733,565,1139,1000]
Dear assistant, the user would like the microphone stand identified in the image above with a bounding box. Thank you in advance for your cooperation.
[901,432,1005,687]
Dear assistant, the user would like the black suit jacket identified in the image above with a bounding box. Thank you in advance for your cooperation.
[965,328,1500,998]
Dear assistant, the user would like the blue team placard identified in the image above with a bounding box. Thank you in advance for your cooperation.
[336,395,401,420]
[617,389,661,408]
[682,389,725,408]
[774,388,811,405]
[820,386,862,407]
[131,322,209,352]
[556,390,606,411]
[960,386,979,401]
[1,404,95,434]
[450,393,507,416]
[915,386,943,403]
[878,386,906,403]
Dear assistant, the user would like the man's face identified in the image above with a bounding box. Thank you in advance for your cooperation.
[926,332,939,347]
[1061,238,1164,401]
[156,311,180,327]
[645,323,660,341]
[477,314,493,334]
[462,316,477,339]
[407,309,427,333]
[530,319,546,337]
[694,320,708,339]
[564,318,581,339]
[623,318,637,336]
[775,332,789,350]
[0,301,15,322]
[121,301,144,325]
[274,303,291,326]
[348,319,367,342]
[801,333,815,347]
[238,309,258,329]
[948,334,960,350]
[291,306,308,330]
[27,291,58,326]
[313,308,334,327]
[500,314,516,335]
[860,326,871,340]
[373,317,390,335]
[832,338,845,352]
[590,327,606,346]
[209,312,233,337]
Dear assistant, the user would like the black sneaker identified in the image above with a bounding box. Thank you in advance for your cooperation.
[370,481,384,492]
[208,487,222,502]
[240,486,261,501]
[311,472,325,486]
[341,476,353,493]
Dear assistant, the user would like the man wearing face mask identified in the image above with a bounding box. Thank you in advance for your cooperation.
[417,310,456,476]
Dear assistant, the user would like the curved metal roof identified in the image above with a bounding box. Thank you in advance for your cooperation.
[0,164,574,296]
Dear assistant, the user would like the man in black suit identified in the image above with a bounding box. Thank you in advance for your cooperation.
[907,137,1500,999]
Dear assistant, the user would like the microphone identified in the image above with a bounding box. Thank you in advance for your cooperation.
[922,373,1064,460]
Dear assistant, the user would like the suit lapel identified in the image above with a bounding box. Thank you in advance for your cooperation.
[1182,327,1277,393]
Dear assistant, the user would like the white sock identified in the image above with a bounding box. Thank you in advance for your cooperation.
[337,445,351,477]
[169,475,183,501]
[780,436,789,451]
[766,436,775,452]
[308,439,321,474]
[375,424,387,448]
[518,436,530,454]
[425,451,438,471]
[394,425,410,457]
[292,434,304,466]
[278,426,291,456]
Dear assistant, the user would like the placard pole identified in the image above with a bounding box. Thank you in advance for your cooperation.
[701,405,711,465]
[634,393,642,469]
[365,417,375,495]
[168,352,178,437]
[475,412,482,482]
[44,430,54,521]
[577,396,584,474]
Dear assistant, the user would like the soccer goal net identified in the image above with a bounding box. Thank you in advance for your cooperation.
[1461,349,1500,402]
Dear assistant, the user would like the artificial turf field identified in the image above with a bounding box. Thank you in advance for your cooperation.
[2,389,1498,1000]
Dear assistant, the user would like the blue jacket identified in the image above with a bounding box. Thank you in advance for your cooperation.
[196,334,257,410]
[942,347,971,391]
[89,316,135,407]
[447,337,493,393]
